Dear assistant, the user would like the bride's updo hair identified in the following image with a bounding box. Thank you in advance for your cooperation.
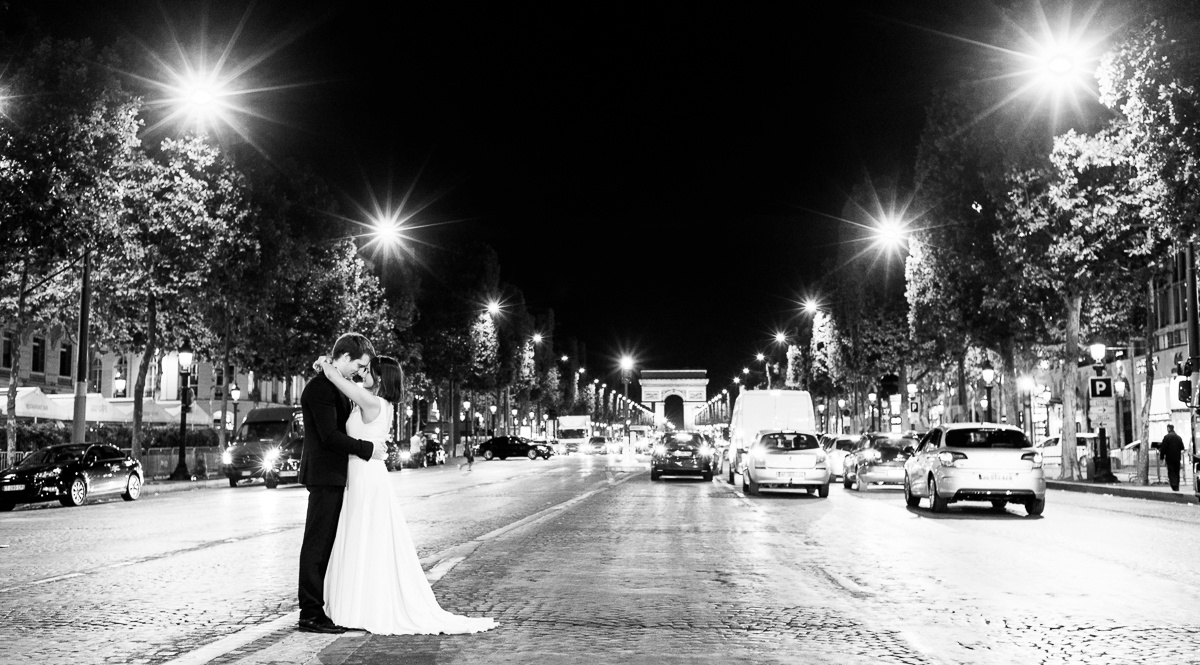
[370,356,404,403]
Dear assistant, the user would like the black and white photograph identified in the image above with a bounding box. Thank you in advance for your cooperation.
[2,0,1200,663]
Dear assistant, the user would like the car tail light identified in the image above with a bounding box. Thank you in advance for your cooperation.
[862,449,880,462]
[1021,451,1043,468]
[937,451,967,467]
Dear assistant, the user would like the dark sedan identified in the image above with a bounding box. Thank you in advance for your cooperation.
[0,443,143,510]
[477,436,553,461]
[843,433,917,491]
[651,432,714,481]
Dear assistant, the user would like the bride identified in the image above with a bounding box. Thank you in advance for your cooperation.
[316,354,497,635]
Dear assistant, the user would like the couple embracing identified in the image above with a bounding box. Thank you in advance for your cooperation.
[296,332,496,636]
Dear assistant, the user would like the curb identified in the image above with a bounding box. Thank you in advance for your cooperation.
[1047,480,1200,505]
[143,477,232,495]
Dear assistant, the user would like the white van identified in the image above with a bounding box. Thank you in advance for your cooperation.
[725,389,816,484]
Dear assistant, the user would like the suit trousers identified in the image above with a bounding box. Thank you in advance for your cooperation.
[298,485,345,620]
[1166,459,1182,491]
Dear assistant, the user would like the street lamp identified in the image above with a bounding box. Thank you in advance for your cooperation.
[817,403,826,433]
[981,359,996,422]
[230,382,241,437]
[837,398,846,435]
[169,341,195,481]
[489,404,497,435]
[867,391,878,431]
[463,400,471,443]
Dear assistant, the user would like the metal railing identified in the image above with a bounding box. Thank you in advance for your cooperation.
[0,451,29,472]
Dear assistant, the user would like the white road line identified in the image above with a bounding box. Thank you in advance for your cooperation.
[159,610,307,665]
[28,572,84,585]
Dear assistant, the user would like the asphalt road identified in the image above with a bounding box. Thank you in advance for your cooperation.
[2,454,1200,665]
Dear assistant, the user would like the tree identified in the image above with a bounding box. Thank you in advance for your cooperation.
[0,38,141,455]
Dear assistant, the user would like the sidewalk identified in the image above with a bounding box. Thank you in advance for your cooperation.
[1047,477,1199,505]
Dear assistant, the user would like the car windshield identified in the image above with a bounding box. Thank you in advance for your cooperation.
[589,437,606,443]
[944,428,1030,449]
[238,420,288,442]
[18,445,87,467]
[664,433,704,450]
[834,440,855,452]
[759,433,820,450]
[870,436,918,451]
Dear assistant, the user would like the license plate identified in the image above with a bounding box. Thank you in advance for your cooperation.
[2,484,24,491]
[672,451,691,457]
[241,471,253,476]
[776,471,799,479]
[979,473,1013,481]
[279,471,297,478]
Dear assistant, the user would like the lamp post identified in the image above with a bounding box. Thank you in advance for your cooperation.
[1088,342,1117,483]
[837,398,846,435]
[981,360,996,423]
[462,400,471,448]
[489,404,497,436]
[817,403,826,433]
[1016,376,1035,443]
[756,353,770,389]
[169,341,195,481]
[230,383,241,438]
[868,392,877,431]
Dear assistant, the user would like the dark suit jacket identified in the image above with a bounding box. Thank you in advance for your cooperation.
[298,373,374,487]
[1160,432,1185,462]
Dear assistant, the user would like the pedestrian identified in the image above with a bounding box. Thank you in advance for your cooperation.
[458,438,474,473]
[1159,424,1186,492]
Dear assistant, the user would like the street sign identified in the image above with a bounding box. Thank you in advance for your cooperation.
[909,401,919,413]
[1088,402,1116,432]
[1088,377,1113,399]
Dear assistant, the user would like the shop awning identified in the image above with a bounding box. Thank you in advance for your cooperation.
[109,398,177,424]
[0,387,59,419]
[46,393,128,423]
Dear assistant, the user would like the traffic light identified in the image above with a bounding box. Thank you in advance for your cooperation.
[880,374,900,396]
[547,408,558,420]
[1179,379,1192,405]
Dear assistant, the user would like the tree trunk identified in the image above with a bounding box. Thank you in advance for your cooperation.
[998,340,1020,433]
[6,262,30,461]
[1136,277,1156,485]
[1061,292,1083,481]
[131,295,157,461]
[956,354,967,422]
[217,327,231,448]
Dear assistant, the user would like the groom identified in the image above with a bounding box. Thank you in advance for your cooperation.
[297,332,386,634]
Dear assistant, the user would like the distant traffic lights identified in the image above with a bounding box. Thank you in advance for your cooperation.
[1179,379,1193,405]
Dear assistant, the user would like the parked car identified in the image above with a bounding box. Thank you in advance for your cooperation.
[843,433,917,491]
[476,436,553,461]
[0,443,143,510]
[1035,433,1095,464]
[903,423,1046,516]
[222,406,304,487]
[650,432,714,481]
[740,430,829,497]
[424,435,447,465]
[822,435,856,480]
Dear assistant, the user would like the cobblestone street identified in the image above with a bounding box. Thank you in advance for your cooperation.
[3,455,1200,664]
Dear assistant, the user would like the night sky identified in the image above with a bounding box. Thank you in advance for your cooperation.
[7,0,1007,392]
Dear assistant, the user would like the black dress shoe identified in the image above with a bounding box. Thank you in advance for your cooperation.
[298,617,348,634]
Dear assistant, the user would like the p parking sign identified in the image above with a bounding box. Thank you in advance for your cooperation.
[1088,377,1113,399]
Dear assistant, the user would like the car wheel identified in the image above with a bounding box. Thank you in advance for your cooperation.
[0,501,14,511]
[727,464,736,485]
[482,450,494,461]
[1026,497,1046,516]
[63,477,88,507]
[843,473,853,489]
[527,450,539,460]
[855,476,868,492]
[703,470,713,482]
[121,473,142,501]
[903,476,920,508]
[746,473,759,496]
[228,477,240,488]
[929,476,949,513]
[265,476,279,489]
[650,468,661,481]
[818,483,830,498]
[990,500,1007,511]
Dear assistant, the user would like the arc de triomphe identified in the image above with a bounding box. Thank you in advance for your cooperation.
[638,369,708,430]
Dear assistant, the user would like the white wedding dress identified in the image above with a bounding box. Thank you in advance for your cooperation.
[325,395,497,635]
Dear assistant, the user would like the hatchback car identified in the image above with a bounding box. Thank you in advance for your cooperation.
[741,431,830,497]
[0,443,143,509]
[903,423,1046,515]
[477,436,553,460]
[580,436,608,454]
[843,433,917,491]
[650,432,714,481]
[823,435,856,481]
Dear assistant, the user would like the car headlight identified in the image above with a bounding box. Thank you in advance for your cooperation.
[699,444,712,457]
[862,449,880,462]
[938,451,967,467]
[399,451,411,461]
[653,444,667,456]
[262,449,280,469]
[34,468,61,481]
[222,451,233,465]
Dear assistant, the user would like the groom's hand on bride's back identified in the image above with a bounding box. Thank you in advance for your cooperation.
[371,441,387,461]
